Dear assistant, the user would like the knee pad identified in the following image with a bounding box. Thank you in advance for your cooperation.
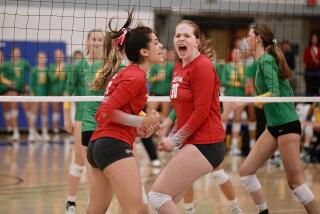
[53,112,60,122]
[248,122,257,131]
[292,183,315,205]
[232,123,241,134]
[148,191,172,211]
[241,175,261,192]
[11,110,18,118]
[29,114,36,123]
[304,125,313,137]
[69,163,84,177]
[212,169,229,185]
[4,112,11,120]
[42,115,48,123]
[141,185,148,204]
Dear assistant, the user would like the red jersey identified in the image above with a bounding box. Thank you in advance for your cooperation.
[170,54,225,145]
[303,45,320,69]
[91,64,148,146]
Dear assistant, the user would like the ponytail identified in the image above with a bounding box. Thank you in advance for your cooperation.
[267,42,292,80]
[92,10,134,90]
[252,24,292,80]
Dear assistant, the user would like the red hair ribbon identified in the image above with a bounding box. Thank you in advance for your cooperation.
[114,28,128,46]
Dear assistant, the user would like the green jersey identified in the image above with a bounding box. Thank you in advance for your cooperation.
[148,62,174,96]
[168,109,176,122]
[245,62,257,80]
[29,66,48,96]
[2,60,31,93]
[48,63,71,95]
[220,63,246,96]
[82,64,126,132]
[0,63,7,94]
[256,53,298,126]
[66,59,96,121]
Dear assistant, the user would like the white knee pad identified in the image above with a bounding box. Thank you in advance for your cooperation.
[42,115,48,123]
[241,175,262,192]
[304,125,313,137]
[148,191,172,211]
[11,110,18,118]
[292,183,315,205]
[248,122,257,131]
[53,112,60,122]
[4,112,11,120]
[69,163,84,177]
[232,123,241,134]
[141,185,148,204]
[212,169,229,185]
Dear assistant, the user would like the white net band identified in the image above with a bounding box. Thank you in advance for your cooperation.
[0,96,320,103]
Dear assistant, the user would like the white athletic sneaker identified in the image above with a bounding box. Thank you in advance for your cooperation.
[151,159,161,168]
[28,131,42,142]
[230,204,243,214]
[42,131,50,142]
[12,130,20,141]
[65,205,76,214]
[185,207,196,214]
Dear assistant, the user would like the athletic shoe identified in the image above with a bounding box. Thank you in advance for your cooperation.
[185,207,196,214]
[151,159,161,168]
[230,204,243,214]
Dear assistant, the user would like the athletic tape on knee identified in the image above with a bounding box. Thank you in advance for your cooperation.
[69,163,84,177]
[11,110,18,118]
[141,185,148,204]
[53,113,60,122]
[292,183,315,205]
[212,169,229,185]
[304,125,313,137]
[248,122,257,131]
[232,123,241,133]
[241,175,262,193]
[148,191,172,211]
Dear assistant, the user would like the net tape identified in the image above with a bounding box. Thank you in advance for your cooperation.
[1,96,320,103]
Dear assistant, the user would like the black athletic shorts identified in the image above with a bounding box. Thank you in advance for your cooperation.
[267,120,301,139]
[193,141,225,169]
[87,137,134,171]
[81,131,94,147]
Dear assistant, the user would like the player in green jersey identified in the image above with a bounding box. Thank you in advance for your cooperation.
[238,24,320,214]
[63,29,105,214]
[0,49,14,136]
[48,49,71,138]
[219,49,247,155]
[29,52,50,142]
[1,47,31,141]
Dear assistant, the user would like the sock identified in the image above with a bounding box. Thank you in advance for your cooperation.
[256,202,268,212]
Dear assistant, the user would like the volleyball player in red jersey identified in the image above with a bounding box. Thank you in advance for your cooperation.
[148,20,227,214]
[86,11,163,214]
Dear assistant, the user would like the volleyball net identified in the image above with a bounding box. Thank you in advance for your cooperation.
[1,1,320,105]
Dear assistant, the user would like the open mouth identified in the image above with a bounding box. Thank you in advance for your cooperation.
[178,44,187,54]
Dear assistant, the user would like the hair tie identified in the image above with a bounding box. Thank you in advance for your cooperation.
[114,28,128,46]
[272,38,277,45]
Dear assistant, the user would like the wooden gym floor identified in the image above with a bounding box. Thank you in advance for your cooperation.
[0,134,319,214]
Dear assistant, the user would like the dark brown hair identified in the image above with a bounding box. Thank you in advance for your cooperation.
[251,24,292,80]
[93,9,154,90]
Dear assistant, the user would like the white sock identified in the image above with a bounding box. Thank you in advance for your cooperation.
[184,202,195,210]
[67,195,76,202]
[256,202,267,212]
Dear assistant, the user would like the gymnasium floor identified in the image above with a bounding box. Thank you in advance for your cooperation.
[0,134,319,214]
